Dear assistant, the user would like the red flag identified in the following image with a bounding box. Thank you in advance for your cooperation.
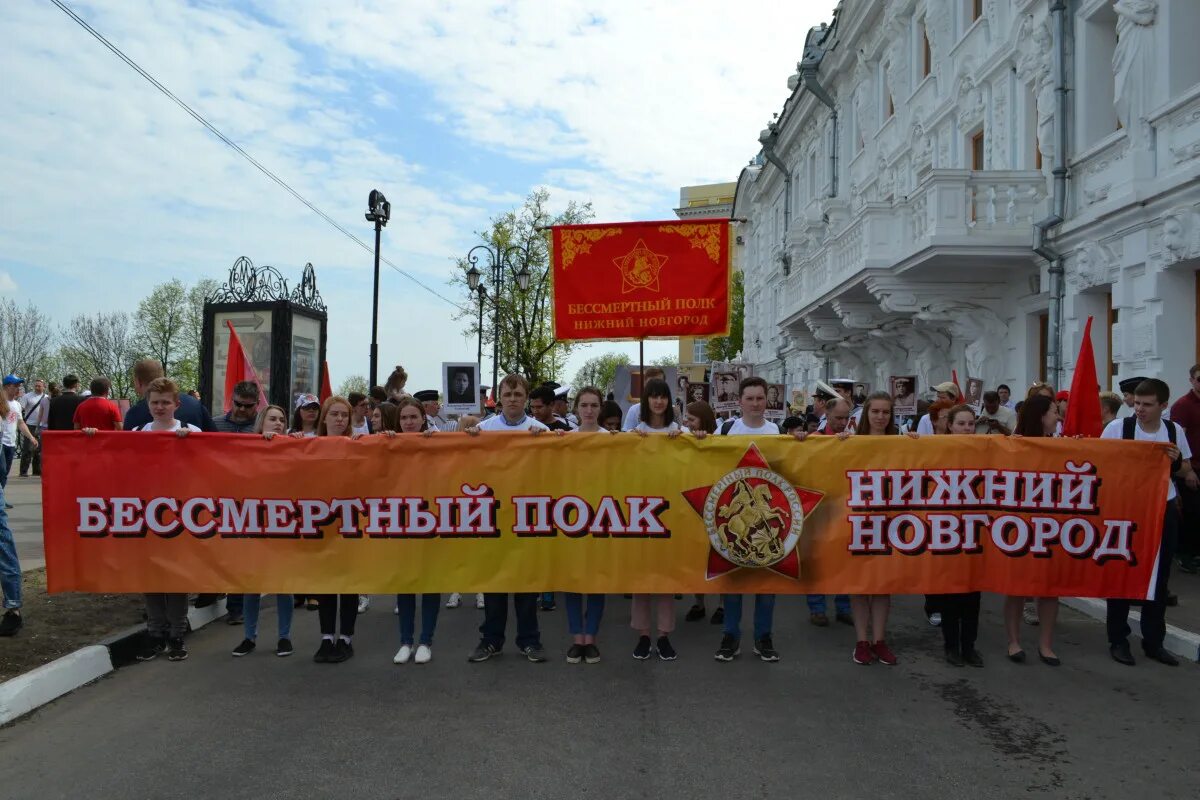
[1063,316,1102,438]
[319,361,332,403]
[951,369,963,400]
[223,321,267,413]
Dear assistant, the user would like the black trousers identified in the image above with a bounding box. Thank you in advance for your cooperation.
[1107,503,1179,652]
[316,594,358,637]
[938,592,980,653]
[1178,483,1199,560]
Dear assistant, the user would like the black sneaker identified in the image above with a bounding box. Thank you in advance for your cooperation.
[333,640,353,662]
[137,635,166,661]
[314,639,337,663]
[963,648,984,668]
[566,644,585,664]
[0,610,23,637]
[714,634,740,662]
[754,636,779,662]
[231,638,256,657]
[276,638,294,657]
[468,642,500,662]
[583,643,601,664]
[945,649,965,667]
[656,636,677,661]
[166,638,188,661]
[522,645,547,663]
[193,594,219,609]
[632,635,652,660]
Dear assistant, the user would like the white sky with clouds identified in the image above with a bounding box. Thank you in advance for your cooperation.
[1,0,838,392]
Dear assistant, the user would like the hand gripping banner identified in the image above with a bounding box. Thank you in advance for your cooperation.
[549,219,732,342]
[42,432,1170,598]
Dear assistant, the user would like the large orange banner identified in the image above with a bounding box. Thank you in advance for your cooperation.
[550,219,731,341]
[42,432,1171,598]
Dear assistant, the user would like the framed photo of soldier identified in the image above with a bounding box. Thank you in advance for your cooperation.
[965,377,984,411]
[765,383,786,420]
[889,375,918,415]
[442,362,479,415]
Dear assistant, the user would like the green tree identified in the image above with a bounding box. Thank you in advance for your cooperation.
[572,352,631,396]
[175,278,220,391]
[453,189,592,387]
[651,354,679,368]
[705,270,744,363]
[58,311,141,400]
[0,299,54,379]
[337,375,369,397]
[134,279,189,378]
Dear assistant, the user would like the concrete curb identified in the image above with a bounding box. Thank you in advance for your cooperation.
[0,596,235,726]
[0,645,112,726]
[1061,597,1200,662]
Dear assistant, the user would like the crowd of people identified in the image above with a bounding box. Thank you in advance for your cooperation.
[0,359,1195,674]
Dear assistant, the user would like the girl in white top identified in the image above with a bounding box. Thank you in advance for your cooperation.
[630,377,681,660]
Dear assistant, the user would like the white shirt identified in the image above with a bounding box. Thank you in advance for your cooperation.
[1,399,19,447]
[916,413,934,435]
[975,405,1017,435]
[21,392,48,428]
[478,414,548,432]
[719,418,780,436]
[352,419,371,436]
[1101,417,1190,501]
[621,404,641,432]
[135,420,201,433]
[634,420,686,433]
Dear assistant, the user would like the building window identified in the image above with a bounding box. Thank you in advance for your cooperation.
[808,151,817,199]
[971,129,985,170]
[1078,3,1119,148]
[692,338,708,364]
[921,22,931,78]
[972,0,983,22]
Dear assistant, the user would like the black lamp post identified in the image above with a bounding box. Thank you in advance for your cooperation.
[365,189,391,389]
[464,244,531,399]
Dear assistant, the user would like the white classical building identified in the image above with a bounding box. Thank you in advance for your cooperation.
[736,0,1200,401]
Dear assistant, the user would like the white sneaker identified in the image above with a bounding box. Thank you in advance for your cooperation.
[414,644,432,664]
[475,593,485,609]
[928,612,942,627]
[393,644,413,664]
[445,592,462,609]
[357,595,371,613]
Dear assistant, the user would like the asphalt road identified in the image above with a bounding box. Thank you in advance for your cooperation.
[1,593,1197,799]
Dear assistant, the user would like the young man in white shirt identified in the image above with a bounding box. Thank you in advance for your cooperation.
[467,374,547,663]
[18,378,48,477]
[1100,378,1193,667]
[714,376,783,664]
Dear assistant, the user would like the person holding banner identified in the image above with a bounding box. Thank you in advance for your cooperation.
[631,378,682,660]
[392,397,441,665]
[466,374,548,664]
[845,393,898,665]
[936,405,984,668]
[563,387,609,664]
[232,404,295,658]
[289,394,321,437]
[1003,394,1062,666]
[1101,378,1192,667]
[714,377,781,664]
[313,396,360,664]
[682,401,724,625]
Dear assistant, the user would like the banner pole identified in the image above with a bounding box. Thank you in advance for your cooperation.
[639,338,644,383]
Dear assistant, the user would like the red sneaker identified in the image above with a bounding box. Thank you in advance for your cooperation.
[872,640,898,665]
[853,640,874,665]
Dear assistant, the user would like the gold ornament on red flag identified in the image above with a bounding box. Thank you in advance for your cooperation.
[550,219,732,341]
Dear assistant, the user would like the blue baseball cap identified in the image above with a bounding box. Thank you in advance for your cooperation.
[1,374,24,386]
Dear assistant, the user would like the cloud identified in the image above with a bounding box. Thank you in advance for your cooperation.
[1,0,838,391]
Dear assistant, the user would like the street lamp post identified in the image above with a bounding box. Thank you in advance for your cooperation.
[365,189,391,389]
[474,284,487,391]
[464,244,531,400]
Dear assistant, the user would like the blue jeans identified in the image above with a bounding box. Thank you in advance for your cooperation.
[396,593,440,646]
[479,592,540,650]
[807,594,850,615]
[722,594,775,640]
[0,445,13,490]
[243,594,292,640]
[0,484,20,608]
[564,593,604,636]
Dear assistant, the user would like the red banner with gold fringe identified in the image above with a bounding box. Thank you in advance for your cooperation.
[550,219,731,342]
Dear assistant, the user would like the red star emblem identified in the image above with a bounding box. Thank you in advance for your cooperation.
[682,444,824,580]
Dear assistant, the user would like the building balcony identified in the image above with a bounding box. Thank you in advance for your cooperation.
[781,169,1047,317]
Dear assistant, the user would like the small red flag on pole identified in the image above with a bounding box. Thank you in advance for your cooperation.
[1062,316,1103,438]
[223,321,268,413]
[951,369,963,400]
[319,361,333,403]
